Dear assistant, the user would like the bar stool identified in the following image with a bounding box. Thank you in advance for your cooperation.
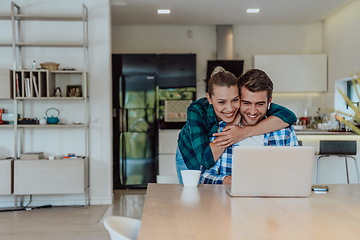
[316,140,360,183]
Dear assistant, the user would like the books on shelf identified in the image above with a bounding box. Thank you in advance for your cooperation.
[15,73,20,97]
[25,77,31,97]
[32,75,39,97]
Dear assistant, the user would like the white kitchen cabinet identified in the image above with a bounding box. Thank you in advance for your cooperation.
[158,129,180,183]
[0,159,13,195]
[159,155,177,176]
[159,129,180,154]
[14,159,85,195]
[254,54,327,92]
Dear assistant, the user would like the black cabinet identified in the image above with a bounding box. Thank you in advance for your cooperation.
[113,53,197,88]
[206,60,244,79]
[121,54,158,75]
[158,54,196,88]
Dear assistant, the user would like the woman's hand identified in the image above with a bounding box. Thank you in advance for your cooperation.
[212,125,253,148]
[223,176,232,185]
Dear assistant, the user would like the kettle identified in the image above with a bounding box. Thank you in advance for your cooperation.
[46,108,60,124]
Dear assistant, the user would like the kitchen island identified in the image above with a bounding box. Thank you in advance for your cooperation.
[296,130,360,184]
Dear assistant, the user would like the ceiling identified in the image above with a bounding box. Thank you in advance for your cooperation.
[111,0,353,25]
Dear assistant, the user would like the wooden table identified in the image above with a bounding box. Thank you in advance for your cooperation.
[138,183,360,240]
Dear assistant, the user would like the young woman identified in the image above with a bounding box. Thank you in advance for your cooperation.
[176,67,297,183]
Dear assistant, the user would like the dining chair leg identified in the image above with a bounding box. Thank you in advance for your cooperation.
[349,156,360,183]
[316,156,324,184]
[345,157,350,184]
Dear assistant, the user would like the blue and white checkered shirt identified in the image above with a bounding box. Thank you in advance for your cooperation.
[200,122,299,184]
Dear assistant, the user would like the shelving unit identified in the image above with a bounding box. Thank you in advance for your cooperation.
[0,2,89,206]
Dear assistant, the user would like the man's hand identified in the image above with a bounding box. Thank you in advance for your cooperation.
[212,125,252,148]
[223,176,232,185]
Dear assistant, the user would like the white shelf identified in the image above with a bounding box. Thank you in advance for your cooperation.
[15,97,85,100]
[0,2,90,205]
[0,125,13,128]
[0,43,12,47]
[14,15,84,22]
[17,124,86,128]
[15,42,86,48]
[51,70,83,74]
[0,14,10,20]
[0,13,84,22]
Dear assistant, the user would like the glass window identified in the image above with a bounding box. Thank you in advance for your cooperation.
[347,80,360,108]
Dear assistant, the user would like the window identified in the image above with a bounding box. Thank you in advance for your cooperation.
[347,80,360,108]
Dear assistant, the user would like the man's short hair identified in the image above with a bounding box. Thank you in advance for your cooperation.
[238,69,273,100]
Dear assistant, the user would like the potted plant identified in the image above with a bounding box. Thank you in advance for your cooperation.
[336,74,360,135]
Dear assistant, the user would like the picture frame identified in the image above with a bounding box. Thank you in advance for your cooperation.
[66,85,82,97]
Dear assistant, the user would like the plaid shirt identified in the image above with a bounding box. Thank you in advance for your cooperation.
[200,123,299,184]
[177,97,297,170]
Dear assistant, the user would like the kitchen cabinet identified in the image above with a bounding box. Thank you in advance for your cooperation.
[254,54,327,92]
[0,159,13,195]
[157,129,180,183]
[14,159,85,195]
[0,2,89,205]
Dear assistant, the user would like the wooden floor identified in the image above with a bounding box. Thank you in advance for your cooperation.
[0,189,146,240]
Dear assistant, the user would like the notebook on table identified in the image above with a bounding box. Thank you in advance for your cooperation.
[227,146,315,197]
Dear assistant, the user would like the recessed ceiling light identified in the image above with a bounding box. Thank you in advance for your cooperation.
[157,9,171,14]
[246,8,260,13]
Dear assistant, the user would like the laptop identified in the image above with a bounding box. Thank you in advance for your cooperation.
[227,146,315,197]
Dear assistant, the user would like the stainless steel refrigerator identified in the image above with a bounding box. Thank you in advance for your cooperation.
[116,74,158,188]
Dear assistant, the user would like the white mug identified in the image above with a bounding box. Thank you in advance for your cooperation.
[39,118,47,125]
[181,170,201,187]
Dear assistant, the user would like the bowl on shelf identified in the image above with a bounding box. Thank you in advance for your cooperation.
[40,62,60,71]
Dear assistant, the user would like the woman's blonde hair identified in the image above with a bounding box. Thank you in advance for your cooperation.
[207,66,238,96]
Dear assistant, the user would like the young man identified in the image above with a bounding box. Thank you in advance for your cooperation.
[200,69,298,184]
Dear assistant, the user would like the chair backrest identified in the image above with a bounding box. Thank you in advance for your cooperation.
[104,216,142,240]
[319,140,357,155]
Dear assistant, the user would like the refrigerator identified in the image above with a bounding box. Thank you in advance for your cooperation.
[112,53,196,189]
[115,74,158,188]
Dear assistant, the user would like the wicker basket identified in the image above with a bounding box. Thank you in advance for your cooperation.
[40,62,60,71]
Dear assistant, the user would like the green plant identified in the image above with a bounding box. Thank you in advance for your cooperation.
[336,75,360,135]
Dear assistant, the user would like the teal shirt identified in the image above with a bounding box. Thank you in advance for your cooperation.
[177,97,297,170]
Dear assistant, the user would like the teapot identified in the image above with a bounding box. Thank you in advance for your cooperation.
[46,108,60,124]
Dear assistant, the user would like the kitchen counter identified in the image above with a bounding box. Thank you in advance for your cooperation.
[295,129,356,135]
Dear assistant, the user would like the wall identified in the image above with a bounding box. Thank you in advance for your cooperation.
[324,0,360,111]
[112,23,325,117]
[233,23,325,117]
[0,0,112,206]
[233,23,324,71]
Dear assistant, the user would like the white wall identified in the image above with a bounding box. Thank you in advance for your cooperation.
[233,23,324,71]
[324,0,360,111]
[0,0,112,206]
[112,23,325,117]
